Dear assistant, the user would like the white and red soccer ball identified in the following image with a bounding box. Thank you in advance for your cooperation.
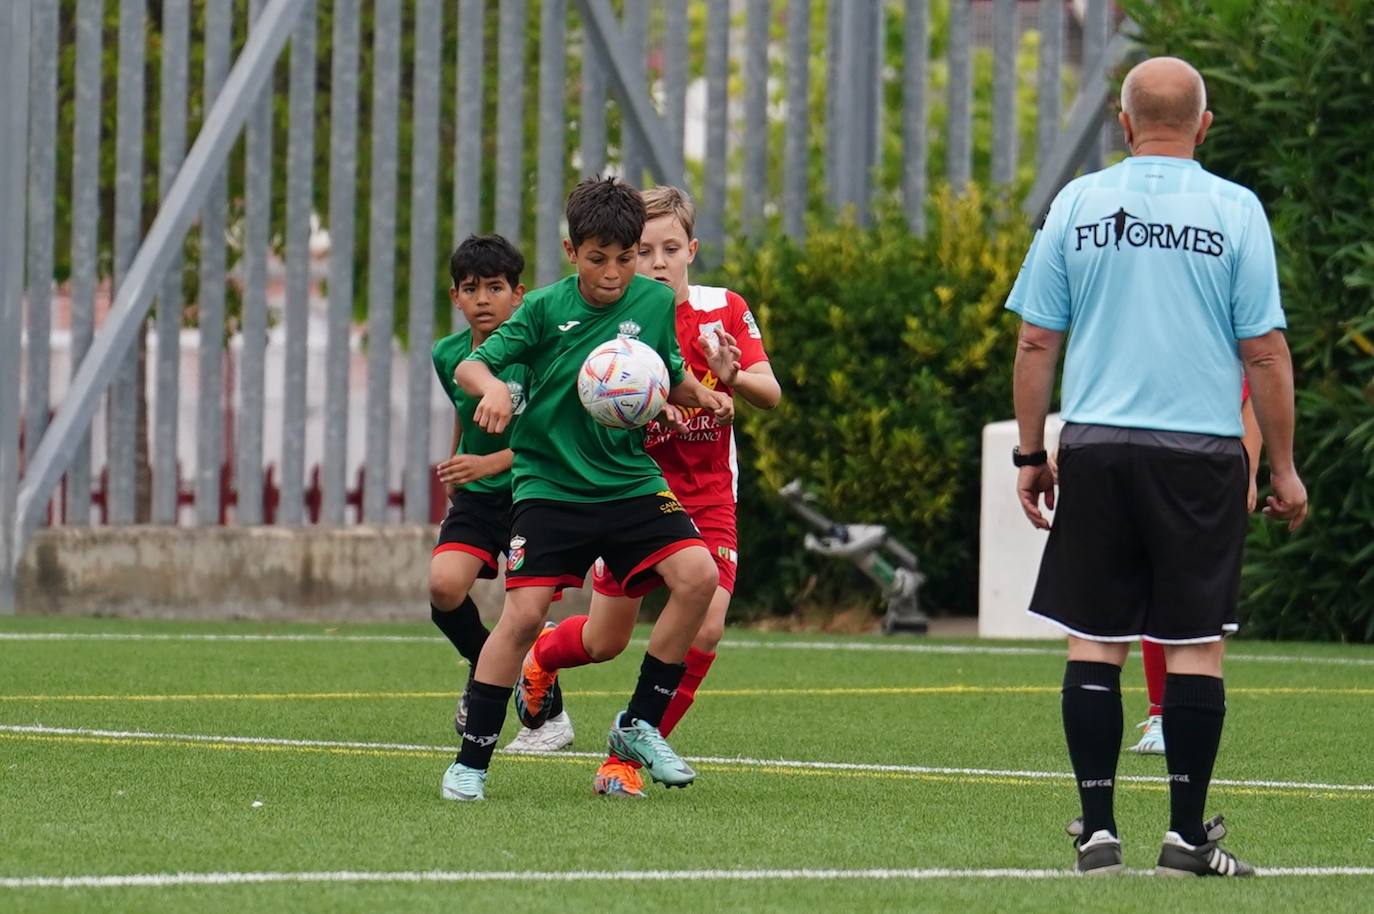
[577,338,670,429]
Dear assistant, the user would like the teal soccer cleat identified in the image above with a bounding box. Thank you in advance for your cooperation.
[440,762,487,802]
[606,712,696,788]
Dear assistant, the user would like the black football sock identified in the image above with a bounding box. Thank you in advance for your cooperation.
[431,597,489,667]
[456,681,512,769]
[1163,673,1227,846]
[624,652,687,728]
[1061,660,1123,839]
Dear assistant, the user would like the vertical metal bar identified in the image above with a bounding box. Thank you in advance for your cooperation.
[580,25,607,179]
[405,0,442,523]
[196,0,232,526]
[991,0,1018,186]
[833,0,862,214]
[237,0,274,525]
[1035,0,1064,167]
[782,0,809,241]
[109,0,146,525]
[861,0,882,221]
[662,0,687,180]
[1081,0,1107,170]
[535,0,569,285]
[67,0,103,525]
[494,0,525,244]
[824,0,841,208]
[24,0,57,475]
[454,0,484,243]
[902,0,929,235]
[152,0,189,525]
[280,0,315,526]
[869,1,884,182]
[945,0,972,191]
[363,0,401,524]
[322,0,359,525]
[698,0,728,266]
[620,0,647,187]
[742,0,768,237]
[0,0,33,607]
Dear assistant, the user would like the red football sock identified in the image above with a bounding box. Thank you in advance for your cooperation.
[533,615,594,671]
[658,647,717,738]
[1142,640,1166,718]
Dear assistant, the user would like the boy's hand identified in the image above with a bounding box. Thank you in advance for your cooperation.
[656,403,690,435]
[436,454,494,487]
[700,388,734,426]
[700,328,742,386]
[473,378,513,434]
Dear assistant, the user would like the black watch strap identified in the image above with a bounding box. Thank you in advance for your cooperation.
[1012,446,1048,468]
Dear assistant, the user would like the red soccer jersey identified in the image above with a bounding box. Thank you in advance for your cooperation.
[644,285,770,508]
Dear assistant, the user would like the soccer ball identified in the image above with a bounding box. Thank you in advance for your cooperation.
[577,338,670,429]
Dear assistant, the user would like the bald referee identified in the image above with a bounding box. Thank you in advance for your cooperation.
[1007,56,1308,877]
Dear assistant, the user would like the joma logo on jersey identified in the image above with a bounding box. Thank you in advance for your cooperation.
[618,320,642,339]
[1074,207,1225,257]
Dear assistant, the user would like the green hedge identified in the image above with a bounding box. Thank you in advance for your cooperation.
[1124,0,1374,641]
[709,188,1029,618]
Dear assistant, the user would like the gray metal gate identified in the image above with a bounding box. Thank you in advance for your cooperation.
[0,0,1135,610]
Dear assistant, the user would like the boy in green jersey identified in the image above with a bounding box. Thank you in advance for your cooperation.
[431,236,572,780]
[444,177,732,801]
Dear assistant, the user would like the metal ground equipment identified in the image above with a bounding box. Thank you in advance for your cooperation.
[778,480,929,635]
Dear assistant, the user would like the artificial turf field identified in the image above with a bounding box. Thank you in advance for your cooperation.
[0,616,1371,913]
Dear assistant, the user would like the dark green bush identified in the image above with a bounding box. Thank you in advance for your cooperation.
[711,188,1029,618]
[1125,0,1374,641]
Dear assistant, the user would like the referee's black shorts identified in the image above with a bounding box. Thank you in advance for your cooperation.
[1027,424,1249,644]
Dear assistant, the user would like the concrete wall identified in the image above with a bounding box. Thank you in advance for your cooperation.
[14,527,592,623]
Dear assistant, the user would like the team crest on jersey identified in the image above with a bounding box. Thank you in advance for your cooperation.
[507,380,527,416]
[508,535,527,571]
[699,320,725,342]
[618,320,642,339]
[741,309,762,339]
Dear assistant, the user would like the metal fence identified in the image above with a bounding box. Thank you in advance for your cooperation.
[0,0,1133,609]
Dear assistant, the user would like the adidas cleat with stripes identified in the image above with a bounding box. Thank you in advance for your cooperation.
[1156,815,1254,877]
[1066,818,1123,875]
[606,712,695,788]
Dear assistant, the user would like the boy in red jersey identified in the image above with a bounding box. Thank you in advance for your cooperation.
[514,185,781,797]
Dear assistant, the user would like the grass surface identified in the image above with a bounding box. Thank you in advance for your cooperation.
[1,617,1371,913]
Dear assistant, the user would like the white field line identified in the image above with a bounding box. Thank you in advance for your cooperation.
[3,866,1373,890]
[2,631,1371,668]
[3,723,1372,795]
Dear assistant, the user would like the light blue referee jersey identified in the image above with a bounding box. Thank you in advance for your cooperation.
[1006,155,1285,437]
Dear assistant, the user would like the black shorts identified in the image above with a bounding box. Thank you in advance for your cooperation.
[1027,428,1248,644]
[506,493,706,597]
[432,488,512,579]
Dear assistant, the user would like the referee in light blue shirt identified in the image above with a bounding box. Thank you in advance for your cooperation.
[1007,57,1308,878]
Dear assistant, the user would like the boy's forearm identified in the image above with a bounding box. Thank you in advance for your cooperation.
[455,359,495,397]
[732,365,781,409]
[668,374,710,408]
[486,449,514,476]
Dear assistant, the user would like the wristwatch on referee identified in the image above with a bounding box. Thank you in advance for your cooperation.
[1012,446,1048,468]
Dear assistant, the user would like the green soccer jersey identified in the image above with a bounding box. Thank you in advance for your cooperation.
[465,273,687,503]
[432,328,529,495]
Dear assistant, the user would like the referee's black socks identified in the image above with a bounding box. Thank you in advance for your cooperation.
[1163,673,1227,846]
[1062,661,1123,838]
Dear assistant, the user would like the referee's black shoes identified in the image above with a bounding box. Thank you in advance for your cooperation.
[1156,815,1256,877]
